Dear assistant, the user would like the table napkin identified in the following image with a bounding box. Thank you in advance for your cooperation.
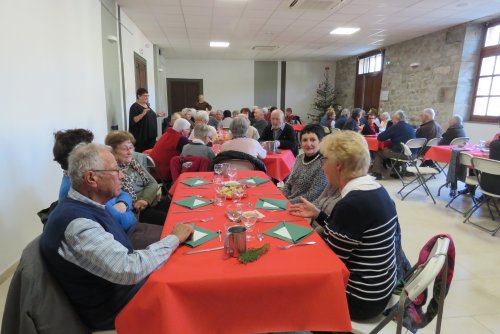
[174,196,213,209]
[184,226,218,247]
[255,198,288,210]
[181,177,211,187]
[239,176,269,186]
[264,222,313,243]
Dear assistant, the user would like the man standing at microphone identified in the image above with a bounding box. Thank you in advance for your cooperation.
[129,88,165,152]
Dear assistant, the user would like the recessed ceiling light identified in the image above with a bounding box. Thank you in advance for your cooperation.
[210,41,230,48]
[330,27,360,35]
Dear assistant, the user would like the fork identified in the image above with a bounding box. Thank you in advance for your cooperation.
[178,217,214,224]
[277,241,316,249]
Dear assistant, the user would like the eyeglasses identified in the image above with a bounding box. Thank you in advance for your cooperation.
[92,169,122,176]
[118,145,135,152]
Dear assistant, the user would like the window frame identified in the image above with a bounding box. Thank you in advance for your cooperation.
[357,50,384,76]
[470,21,500,122]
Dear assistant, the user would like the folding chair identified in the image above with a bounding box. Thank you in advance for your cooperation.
[445,153,479,216]
[449,136,470,146]
[463,157,500,236]
[424,137,446,175]
[352,236,451,334]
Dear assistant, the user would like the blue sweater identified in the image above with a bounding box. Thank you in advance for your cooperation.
[40,198,138,329]
[377,121,415,152]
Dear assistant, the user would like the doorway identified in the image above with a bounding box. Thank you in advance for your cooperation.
[167,79,203,114]
[354,51,384,111]
[134,53,147,90]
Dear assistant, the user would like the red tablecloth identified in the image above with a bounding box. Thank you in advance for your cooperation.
[364,136,391,151]
[424,145,487,163]
[264,149,296,181]
[116,171,351,334]
[292,124,306,132]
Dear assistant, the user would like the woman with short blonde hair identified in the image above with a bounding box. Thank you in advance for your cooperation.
[289,131,408,321]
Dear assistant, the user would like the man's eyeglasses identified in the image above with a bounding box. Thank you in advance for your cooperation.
[92,169,122,176]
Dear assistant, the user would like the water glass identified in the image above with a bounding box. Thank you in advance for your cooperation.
[214,187,225,207]
[226,164,237,181]
[241,213,257,240]
[226,203,243,222]
[214,163,224,176]
[213,174,223,186]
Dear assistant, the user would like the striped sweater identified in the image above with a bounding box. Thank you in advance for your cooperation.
[316,187,398,303]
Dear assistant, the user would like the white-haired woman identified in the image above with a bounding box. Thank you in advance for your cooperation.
[221,116,266,159]
[289,131,408,321]
[189,110,218,141]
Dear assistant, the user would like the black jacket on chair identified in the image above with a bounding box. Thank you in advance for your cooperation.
[209,150,267,173]
[259,123,298,156]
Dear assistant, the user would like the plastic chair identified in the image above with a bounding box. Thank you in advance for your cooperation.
[463,157,500,236]
[352,236,451,334]
[445,153,479,216]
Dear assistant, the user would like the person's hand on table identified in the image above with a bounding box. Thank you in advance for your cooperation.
[288,197,321,220]
[171,223,194,243]
[133,199,149,211]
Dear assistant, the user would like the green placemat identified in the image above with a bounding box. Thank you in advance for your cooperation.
[184,226,218,247]
[240,176,269,186]
[264,222,314,243]
[181,177,211,187]
[174,196,213,209]
[255,198,288,210]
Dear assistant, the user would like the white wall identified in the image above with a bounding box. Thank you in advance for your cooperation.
[285,61,336,123]
[0,0,107,273]
[464,122,499,145]
[120,11,158,127]
[164,59,255,112]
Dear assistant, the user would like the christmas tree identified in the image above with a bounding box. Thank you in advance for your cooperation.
[310,66,336,121]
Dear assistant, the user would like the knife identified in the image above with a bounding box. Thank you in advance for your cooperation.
[261,219,303,223]
[183,246,224,255]
[173,209,212,214]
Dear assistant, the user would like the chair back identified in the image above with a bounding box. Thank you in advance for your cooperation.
[404,237,450,301]
[450,137,470,146]
[406,137,427,150]
[426,137,441,147]
[459,152,473,167]
[471,157,500,196]
[170,156,210,182]
[219,159,257,171]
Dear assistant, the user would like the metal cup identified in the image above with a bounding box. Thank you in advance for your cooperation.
[263,141,277,154]
[224,225,247,258]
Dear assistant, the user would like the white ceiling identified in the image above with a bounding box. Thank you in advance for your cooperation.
[116,0,500,61]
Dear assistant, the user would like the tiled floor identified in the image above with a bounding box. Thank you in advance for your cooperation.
[0,172,499,333]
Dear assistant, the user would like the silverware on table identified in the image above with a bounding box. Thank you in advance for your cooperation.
[173,209,212,214]
[257,229,263,241]
[178,217,214,224]
[183,246,224,255]
[261,219,302,223]
[277,241,316,249]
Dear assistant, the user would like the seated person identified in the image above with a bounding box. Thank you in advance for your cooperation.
[361,112,379,135]
[343,108,364,132]
[320,107,336,128]
[289,131,406,321]
[54,129,161,249]
[230,113,260,140]
[181,124,215,161]
[40,143,193,330]
[439,114,467,145]
[259,109,298,156]
[335,108,350,129]
[221,116,267,159]
[161,112,182,133]
[189,110,218,142]
[282,124,327,203]
[149,118,191,181]
[252,107,268,137]
[371,110,416,180]
[285,107,301,124]
[106,131,171,225]
[379,111,392,130]
[220,109,233,129]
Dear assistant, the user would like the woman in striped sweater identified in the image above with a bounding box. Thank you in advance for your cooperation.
[289,130,403,321]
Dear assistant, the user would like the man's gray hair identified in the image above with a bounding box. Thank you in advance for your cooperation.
[451,114,463,126]
[381,111,390,120]
[68,143,109,189]
[195,110,209,122]
[341,108,350,117]
[230,116,250,138]
[423,108,436,119]
[393,110,407,122]
[193,124,210,140]
[271,109,285,122]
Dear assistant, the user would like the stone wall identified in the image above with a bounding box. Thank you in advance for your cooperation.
[334,23,484,127]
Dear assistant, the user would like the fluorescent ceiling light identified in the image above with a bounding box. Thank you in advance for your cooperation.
[330,27,360,35]
[210,41,230,48]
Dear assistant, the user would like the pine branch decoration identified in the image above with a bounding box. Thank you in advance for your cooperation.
[238,243,270,264]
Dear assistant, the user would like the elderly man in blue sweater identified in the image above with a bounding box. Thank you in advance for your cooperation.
[371,110,416,180]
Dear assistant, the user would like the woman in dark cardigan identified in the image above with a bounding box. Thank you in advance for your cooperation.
[289,131,410,321]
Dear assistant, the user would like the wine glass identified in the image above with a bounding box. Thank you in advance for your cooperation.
[226,203,243,222]
[241,213,257,240]
[214,163,224,176]
[232,187,244,203]
[226,164,237,181]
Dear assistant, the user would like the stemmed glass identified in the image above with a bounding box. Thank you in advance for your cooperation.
[241,213,257,240]
[226,164,237,181]
[214,163,224,176]
[226,203,243,222]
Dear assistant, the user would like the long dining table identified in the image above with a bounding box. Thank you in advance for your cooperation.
[115,171,351,334]
[364,135,391,151]
[263,148,296,181]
